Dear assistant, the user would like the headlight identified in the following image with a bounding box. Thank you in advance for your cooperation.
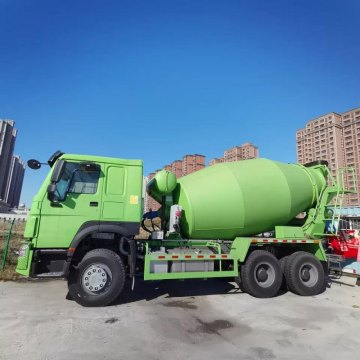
[18,243,29,257]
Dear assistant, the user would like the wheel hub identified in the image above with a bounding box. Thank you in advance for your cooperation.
[301,269,310,282]
[82,264,111,294]
[254,262,275,287]
[298,263,319,287]
[256,268,269,282]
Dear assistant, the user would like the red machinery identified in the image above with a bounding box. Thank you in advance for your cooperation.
[328,229,360,260]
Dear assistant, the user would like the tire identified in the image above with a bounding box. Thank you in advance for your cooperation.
[68,248,126,307]
[285,251,325,296]
[240,250,282,298]
[279,255,289,289]
[234,275,246,292]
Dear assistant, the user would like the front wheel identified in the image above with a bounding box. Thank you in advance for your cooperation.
[68,248,126,307]
[240,250,282,298]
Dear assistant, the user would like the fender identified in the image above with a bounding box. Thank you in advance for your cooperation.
[63,221,140,277]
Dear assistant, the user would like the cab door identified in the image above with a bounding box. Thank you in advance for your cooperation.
[100,162,143,226]
[101,164,127,222]
[36,161,103,248]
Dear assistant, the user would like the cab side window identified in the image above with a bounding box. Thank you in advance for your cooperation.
[69,169,100,194]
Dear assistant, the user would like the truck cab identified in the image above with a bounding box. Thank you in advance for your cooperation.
[17,151,143,285]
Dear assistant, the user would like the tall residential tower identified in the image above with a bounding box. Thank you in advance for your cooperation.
[0,120,25,208]
[296,107,360,206]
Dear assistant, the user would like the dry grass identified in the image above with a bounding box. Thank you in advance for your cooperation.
[0,221,25,281]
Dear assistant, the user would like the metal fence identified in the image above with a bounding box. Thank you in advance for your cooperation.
[1,220,15,270]
[0,219,24,273]
[0,214,28,222]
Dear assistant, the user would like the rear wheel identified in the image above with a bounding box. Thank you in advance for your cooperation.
[235,275,245,292]
[285,251,325,296]
[240,250,282,298]
[279,255,289,289]
[68,248,125,307]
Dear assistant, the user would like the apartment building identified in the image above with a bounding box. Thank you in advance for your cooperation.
[209,142,259,165]
[4,155,25,208]
[163,164,172,172]
[0,120,16,200]
[182,154,205,176]
[296,113,343,171]
[224,142,259,162]
[209,158,224,166]
[0,120,25,208]
[296,107,360,206]
[170,160,183,178]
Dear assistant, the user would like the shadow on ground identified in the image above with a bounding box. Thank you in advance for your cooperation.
[328,274,358,287]
[114,278,244,305]
[66,278,247,306]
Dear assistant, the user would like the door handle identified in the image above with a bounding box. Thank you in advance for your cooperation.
[90,202,98,207]
[50,202,62,208]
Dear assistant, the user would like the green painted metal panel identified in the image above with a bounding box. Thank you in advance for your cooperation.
[24,216,38,239]
[101,163,142,222]
[16,248,33,275]
[143,239,240,281]
[106,166,125,195]
[275,226,305,239]
[302,243,327,262]
[35,163,103,248]
[102,201,125,219]
[148,255,234,261]
[142,235,329,281]
[315,243,327,262]
[171,158,327,239]
[147,170,177,203]
[16,240,33,276]
[16,250,33,277]
[25,154,143,249]
[144,270,238,281]
[229,238,252,262]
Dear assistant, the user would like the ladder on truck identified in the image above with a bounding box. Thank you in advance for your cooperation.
[328,167,356,234]
[302,166,356,239]
[325,167,357,275]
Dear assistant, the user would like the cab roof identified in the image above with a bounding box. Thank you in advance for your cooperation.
[60,153,143,166]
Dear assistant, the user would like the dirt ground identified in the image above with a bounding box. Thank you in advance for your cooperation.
[0,276,359,360]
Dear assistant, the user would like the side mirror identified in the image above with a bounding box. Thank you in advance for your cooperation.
[27,159,42,170]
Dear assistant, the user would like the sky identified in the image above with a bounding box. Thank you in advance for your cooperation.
[0,0,359,206]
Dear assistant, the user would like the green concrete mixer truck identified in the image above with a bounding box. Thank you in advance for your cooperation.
[16,150,352,306]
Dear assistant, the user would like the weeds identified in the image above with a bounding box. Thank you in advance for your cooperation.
[0,222,25,280]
